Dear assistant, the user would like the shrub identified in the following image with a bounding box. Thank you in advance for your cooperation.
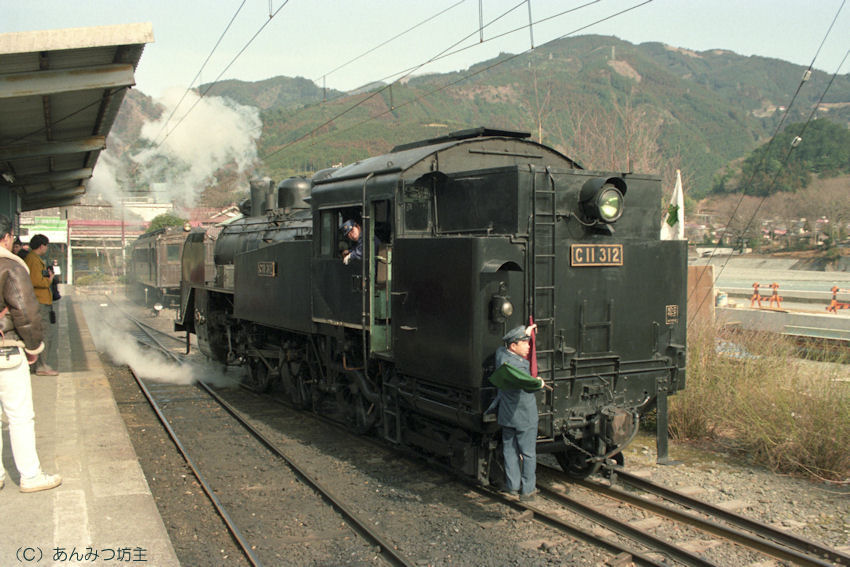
[669,325,850,481]
[667,321,723,440]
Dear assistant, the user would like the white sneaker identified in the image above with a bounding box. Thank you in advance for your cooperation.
[20,472,62,493]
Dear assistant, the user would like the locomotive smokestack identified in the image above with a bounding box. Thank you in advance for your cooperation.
[249,177,274,216]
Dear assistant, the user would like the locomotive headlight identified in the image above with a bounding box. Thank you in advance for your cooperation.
[580,177,627,224]
[490,295,514,323]
[597,187,624,222]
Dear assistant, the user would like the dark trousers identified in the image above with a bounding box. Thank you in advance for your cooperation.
[502,426,537,495]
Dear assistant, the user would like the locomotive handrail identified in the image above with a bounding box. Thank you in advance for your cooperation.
[361,172,374,379]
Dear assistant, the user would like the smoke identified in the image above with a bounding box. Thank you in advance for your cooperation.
[89,87,262,209]
[88,146,125,208]
[83,302,241,388]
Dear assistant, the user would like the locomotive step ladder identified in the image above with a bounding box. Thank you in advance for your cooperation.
[532,168,557,437]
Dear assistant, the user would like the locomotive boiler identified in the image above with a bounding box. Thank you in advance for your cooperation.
[175,128,687,481]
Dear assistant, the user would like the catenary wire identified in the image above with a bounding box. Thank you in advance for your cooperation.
[355,0,601,92]
[260,0,532,162]
[687,47,850,329]
[153,0,293,149]
[317,0,654,143]
[685,0,847,327]
[313,0,469,87]
[148,0,250,146]
[261,0,622,164]
[687,0,846,280]
[154,0,475,152]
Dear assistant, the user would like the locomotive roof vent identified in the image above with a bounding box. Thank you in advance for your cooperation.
[579,177,627,225]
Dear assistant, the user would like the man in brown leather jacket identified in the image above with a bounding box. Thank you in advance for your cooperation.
[0,214,62,492]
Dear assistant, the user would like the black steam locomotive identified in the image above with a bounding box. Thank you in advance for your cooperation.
[175,128,687,481]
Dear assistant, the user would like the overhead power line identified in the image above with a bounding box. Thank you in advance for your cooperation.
[262,0,627,164]
[149,0,249,146]
[153,0,293,149]
[313,0,469,87]
[686,0,847,325]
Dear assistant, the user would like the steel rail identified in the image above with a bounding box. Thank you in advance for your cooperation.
[250,387,673,567]
[574,476,837,566]
[258,388,677,567]
[607,469,850,566]
[472,486,670,567]
[116,297,841,566]
[128,367,263,567]
[131,317,186,345]
[196,381,416,567]
[121,305,416,567]
[535,484,718,567]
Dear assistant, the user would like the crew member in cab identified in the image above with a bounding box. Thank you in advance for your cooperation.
[340,220,382,266]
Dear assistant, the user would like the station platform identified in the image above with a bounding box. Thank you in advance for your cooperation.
[0,288,179,566]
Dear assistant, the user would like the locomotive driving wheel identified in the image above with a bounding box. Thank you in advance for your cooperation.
[339,382,373,435]
[281,360,312,410]
[555,437,605,479]
[246,359,273,393]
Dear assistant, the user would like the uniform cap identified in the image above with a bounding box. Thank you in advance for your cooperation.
[341,220,357,235]
[503,325,531,343]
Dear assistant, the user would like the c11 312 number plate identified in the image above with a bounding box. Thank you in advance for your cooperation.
[570,244,623,266]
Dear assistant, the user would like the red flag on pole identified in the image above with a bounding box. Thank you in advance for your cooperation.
[528,316,538,377]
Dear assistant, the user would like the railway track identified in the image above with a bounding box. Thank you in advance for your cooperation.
[107,298,849,566]
[110,304,416,567]
[537,463,850,566]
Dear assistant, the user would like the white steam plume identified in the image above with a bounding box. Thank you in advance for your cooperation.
[88,88,262,209]
[88,145,125,208]
[83,302,240,387]
[133,88,262,207]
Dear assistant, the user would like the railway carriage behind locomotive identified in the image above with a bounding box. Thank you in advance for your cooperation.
[128,225,216,309]
[176,128,687,481]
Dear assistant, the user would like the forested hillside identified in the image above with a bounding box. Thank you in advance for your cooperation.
[114,34,850,205]
[714,119,850,196]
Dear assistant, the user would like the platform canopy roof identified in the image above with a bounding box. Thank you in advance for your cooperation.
[0,23,153,212]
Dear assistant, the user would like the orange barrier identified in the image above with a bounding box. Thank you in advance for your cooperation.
[751,282,782,309]
[750,282,763,308]
[768,282,782,309]
[826,286,850,313]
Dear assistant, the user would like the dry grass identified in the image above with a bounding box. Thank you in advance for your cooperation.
[669,322,850,482]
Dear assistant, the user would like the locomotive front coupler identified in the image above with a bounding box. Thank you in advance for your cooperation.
[591,411,639,463]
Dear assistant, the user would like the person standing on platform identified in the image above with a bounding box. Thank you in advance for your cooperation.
[0,214,62,492]
[14,237,29,260]
[24,234,58,376]
[487,324,543,501]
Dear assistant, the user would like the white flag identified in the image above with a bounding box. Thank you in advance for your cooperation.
[661,169,685,240]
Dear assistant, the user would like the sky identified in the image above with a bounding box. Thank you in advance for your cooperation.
[4,0,849,99]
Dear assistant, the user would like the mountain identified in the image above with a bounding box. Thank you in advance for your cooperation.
[201,75,343,110]
[114,34,850,203]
